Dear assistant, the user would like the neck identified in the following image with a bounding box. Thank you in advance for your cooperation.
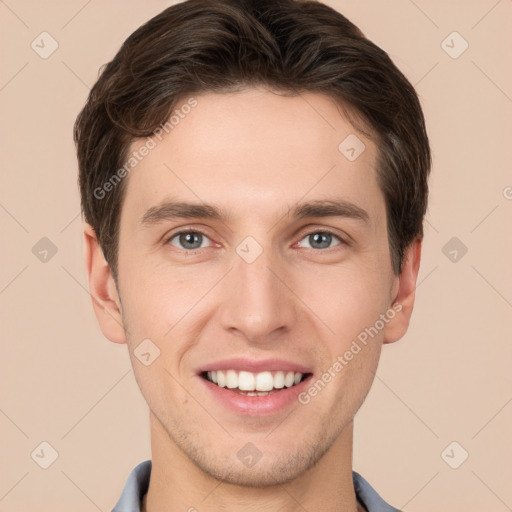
[142,411,363,512]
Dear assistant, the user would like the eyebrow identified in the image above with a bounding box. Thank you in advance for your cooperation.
[139,198,370,227]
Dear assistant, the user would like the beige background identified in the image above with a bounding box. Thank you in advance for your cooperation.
[1,0,511,511]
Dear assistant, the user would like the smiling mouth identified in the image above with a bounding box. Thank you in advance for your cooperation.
[200,370,312,396]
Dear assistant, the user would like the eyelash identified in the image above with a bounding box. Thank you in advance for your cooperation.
[164,228,347,252]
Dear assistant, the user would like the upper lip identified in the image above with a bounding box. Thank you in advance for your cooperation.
[197,357,313,375]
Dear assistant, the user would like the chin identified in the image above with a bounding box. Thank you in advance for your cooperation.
[201,458,310,488]
[189,435,333,488]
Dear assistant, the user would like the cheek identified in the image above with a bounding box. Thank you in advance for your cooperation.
[119,268,215,386]
[297,334,382,429]
[339,341,382,415]
[302,264,390,343]
[119,264,206,336]
[129,360,184,425]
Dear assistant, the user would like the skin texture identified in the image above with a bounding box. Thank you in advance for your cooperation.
[84,88,421,512]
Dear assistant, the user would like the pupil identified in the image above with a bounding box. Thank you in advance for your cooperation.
[181,232,201,249]
[311,232,330,249]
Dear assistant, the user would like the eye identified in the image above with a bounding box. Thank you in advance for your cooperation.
[164,228,346,252]
[297,230,344,250]
[166,230,213,251]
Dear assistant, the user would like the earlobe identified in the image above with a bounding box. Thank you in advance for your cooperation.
[382,237,422,344]
[83,223,127,344]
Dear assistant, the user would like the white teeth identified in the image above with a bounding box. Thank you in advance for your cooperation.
[273,371,285,389]
[216,370,226,387]
[255,371,274,391]
[226,369,238,389]
[238,371,255,391]
[284,371,295,388]
[206,370,305,391]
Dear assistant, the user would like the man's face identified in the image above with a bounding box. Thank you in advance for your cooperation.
[115,88,399,485]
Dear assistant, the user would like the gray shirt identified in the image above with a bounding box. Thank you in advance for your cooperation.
[111,460,402,512]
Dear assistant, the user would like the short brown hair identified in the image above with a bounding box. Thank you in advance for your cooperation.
[74,0,431,283]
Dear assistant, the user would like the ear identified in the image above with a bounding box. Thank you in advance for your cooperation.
[382,237,422,344]
[83,223,126,344]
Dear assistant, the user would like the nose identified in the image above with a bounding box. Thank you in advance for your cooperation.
[217,242,297,345]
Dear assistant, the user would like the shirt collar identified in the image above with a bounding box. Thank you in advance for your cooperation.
[111,460,402,512]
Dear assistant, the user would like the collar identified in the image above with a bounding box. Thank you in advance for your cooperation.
[112,460,402,512]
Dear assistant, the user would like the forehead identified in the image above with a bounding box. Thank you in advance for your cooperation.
[121,88,384,227]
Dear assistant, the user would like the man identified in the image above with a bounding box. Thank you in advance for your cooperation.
[74,0,431,510]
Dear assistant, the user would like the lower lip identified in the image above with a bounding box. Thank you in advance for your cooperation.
[199,374,313,416]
